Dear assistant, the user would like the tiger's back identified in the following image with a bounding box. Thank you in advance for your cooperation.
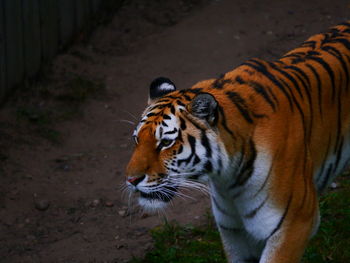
[125,22,350,263]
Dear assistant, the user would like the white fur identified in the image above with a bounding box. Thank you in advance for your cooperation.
[159,83,175,91]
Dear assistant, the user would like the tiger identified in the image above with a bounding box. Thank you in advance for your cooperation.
[125,22,350,263]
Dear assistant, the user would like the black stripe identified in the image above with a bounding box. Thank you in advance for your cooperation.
[201,132,212,157]
[177,134,199,166]
[277,77,307,135]
[176,100,185,107]
[226,91,254,123]
[243,257,259,263]
[268,194,292,238]
[164,128,177,134]
[307,56,336,102]
[204,161,213,172]
[322,45,350,91]
[218,223,242,232]
[235,76,245,84]
[242,60,295,111]
[244,195,269,218]
[282,51,306,58]
[177,144,183,154]
[299,173,309,212]
[338,22,350,28]
[301,40,316,49]
[147,112,158,117]
[286,66,314,140]
[253,164,273,198]
[268,62,304,99]
[245,80,277,111]
[177,129,183,142]
[179,117,187,130]
[170,105,176,114]
[185,114,204,131]
[218,105,236,139]
[229,140,256,189]
[212,78,233,89]
[212,197,232,216]
[334,87,343,155]
[305,63,323,117]
[186,88,203,94]
[188,134,196,150]
[193,155,200,165]
[334,136,344,171]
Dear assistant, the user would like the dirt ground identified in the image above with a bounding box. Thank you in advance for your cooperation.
[0,0,349,262]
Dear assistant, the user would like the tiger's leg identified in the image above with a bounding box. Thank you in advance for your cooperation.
[259,190,319,263]
[218,225,264,263]
[211,191,264,262]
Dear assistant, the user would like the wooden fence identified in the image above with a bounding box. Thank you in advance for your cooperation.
[0,0,103,102]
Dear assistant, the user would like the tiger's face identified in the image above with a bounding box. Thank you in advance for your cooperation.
[125,77,223,211]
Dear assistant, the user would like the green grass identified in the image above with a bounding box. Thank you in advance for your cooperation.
[129,216,226,263]
[129,174,350,263]
[14,76,105,144]
[303,174,350,263]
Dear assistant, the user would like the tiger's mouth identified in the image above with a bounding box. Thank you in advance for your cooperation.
[139,185,177,203]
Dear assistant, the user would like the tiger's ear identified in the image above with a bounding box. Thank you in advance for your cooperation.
[148,77,176,104]
[188,93,218,125]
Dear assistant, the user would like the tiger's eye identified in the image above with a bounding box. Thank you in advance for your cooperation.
[161,139,172,147]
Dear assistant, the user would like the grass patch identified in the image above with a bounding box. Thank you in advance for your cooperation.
[56,76,105,103]
[129,216,226,263]
[303,174,350,263]
[14,75,105,144]
[130,174,350,263]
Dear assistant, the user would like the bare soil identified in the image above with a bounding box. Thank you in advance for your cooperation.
[0,0,349,262]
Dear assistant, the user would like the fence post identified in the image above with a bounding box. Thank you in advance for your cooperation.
[22,0,41,78]
[76,0,89,30]
[59,0,76,47]
[0,1,6,99]
[39,0,59,61]
[4,0,24,91]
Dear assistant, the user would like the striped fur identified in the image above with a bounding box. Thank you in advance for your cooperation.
[125,22,350,262]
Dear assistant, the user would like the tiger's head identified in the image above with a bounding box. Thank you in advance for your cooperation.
[125,77,227,211]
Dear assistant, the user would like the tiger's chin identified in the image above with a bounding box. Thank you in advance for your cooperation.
[138,197,168,212]
[137,187,176,212]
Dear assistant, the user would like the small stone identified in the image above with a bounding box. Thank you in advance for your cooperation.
[118,210,127,217]
[35,199,50,211]
[90,199,100,207]
[26,235,36,241]
[140,213,149,219]
[330,182,338,189]
[116,244,124,249]
[105,201,114,207]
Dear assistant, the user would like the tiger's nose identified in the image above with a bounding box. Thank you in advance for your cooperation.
[127,175,146,186]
